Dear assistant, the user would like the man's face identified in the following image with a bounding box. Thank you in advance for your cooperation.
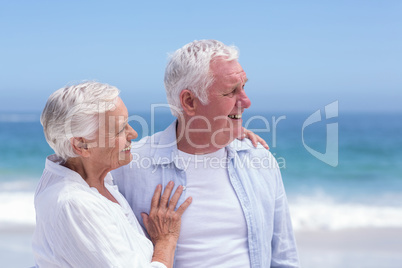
[191,58,251,148]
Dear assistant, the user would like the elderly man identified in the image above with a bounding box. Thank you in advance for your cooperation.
[113,40,299,267]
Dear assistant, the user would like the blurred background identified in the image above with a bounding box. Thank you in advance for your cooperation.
[1,1,401,267]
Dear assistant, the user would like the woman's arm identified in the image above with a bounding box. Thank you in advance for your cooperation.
[141,181,192,268]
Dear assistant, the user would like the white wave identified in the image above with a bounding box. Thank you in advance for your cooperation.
[1,188,402,232]
[0,192,36,230]
[0,180,38,192]
[288,193,402,231]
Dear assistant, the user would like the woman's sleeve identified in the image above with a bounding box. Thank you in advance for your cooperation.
[47,194,167,268]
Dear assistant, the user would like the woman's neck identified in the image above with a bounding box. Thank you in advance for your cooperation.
[63,157,119,204]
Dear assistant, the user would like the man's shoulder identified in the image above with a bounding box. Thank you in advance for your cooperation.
[130,135,156,157]
[229,139,279,169]
[230,139,273,157]
[130,120,177,157]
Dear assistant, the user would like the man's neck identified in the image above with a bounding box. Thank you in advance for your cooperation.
[176,120,230,155]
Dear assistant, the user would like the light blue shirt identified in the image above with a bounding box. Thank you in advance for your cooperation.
[112,121,300,268]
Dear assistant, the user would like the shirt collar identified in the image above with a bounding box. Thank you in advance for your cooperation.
[45,154,114,187]
[227,139,255,160]
[151,120,183,168]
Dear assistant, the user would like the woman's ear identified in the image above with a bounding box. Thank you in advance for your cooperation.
[70,137,91,157]
[180,89,197,116]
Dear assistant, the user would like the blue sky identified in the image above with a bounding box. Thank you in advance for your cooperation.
[0,0,401,113]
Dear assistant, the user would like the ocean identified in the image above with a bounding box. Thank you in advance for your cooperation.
[1,110,402,267]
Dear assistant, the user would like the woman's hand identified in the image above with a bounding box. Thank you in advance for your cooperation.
[239,127,269,149]
[141,181,192,267]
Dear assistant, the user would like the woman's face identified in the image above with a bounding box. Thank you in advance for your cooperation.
[88,97,137,171]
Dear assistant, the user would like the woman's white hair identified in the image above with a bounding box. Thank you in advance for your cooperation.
[41,81,120,162]
[164,39,239,117]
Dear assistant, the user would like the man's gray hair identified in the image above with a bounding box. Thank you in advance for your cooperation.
[41,81,120,161]
[164,40,239,117]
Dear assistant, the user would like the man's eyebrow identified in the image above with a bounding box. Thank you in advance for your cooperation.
[235,78,248,87]
[229,78,248,90]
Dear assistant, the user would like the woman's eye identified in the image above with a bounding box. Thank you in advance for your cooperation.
[117,127,125,135]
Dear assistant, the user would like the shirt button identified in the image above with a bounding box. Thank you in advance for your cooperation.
[182,186,187,191]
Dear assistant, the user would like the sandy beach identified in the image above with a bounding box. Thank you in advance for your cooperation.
[2,227,402,268]
[295,228,402,268]
[0,228,35,268]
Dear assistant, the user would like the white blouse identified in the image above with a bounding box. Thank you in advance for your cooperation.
[32,155,166,268]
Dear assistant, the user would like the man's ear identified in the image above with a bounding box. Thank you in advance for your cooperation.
[70,137,91,157]
[180,89,197,116]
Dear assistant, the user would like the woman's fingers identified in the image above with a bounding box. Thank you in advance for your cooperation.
[145,183,192,245]
[247,131,258,147]
[243,128,270,150]
[168,185,183,211]
[141,212,150,229]
[160,181,174,208]
[149,182,191,219]
[150,184,162,210]
[175,197,192,217]
[255,134,269,149]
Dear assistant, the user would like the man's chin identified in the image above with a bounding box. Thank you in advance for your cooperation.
[212,134,240,148]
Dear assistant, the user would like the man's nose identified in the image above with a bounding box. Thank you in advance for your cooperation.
[237,90,251,109]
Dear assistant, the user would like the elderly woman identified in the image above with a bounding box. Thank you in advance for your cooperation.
[32,81,267,268]
[32,82,191,268]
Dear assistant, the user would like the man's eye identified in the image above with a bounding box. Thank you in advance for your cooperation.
[224,89,236,97]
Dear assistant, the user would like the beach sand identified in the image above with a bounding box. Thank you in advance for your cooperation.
[2,227,402,268]
[295,228,402,268]
[0,228,35,268]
